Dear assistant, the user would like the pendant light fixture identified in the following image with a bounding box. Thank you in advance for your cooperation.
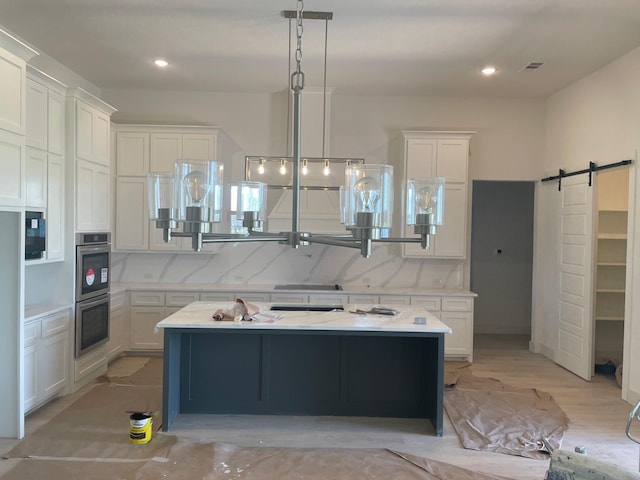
[148,0,445,258]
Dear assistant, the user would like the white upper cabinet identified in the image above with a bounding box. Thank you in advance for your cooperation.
[112,124,219,251]
[0,33,37,208]
[67,88,116,232]
[26,67,67,153]
[116,132,149,176]
[398,131,474,259]
[25,78,47,149]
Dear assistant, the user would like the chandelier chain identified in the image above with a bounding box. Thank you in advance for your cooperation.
[291,0,304,90]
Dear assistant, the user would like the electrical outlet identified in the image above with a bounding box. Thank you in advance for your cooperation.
[433,278,443,287]
[143,272,153,280]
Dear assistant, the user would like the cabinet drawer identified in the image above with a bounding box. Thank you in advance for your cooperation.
[165,291,200,307]
[25,321,41,347]
[236,293,270,303]
[379,295,410,305]
[410,297,441,311]
[442,297,473,312]
[200,292,235,302]
[130,291,165,306]
[308,294,349,305]
[270,293,309,304]
[348,295,379,304]
[41,310,70,337]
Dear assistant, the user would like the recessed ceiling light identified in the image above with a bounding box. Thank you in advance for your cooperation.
[481,66,497,76]
[154,59,169,68]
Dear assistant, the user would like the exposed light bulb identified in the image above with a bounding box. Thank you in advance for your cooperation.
[482,66,496,76]
[323,159,330,176]
[258,159,265,175]
[353,176,380,212]
[302,159,308,176]
[280,159,287,175]
[183,171,211,205]
[416,187,437,214]
[154,59,169,67]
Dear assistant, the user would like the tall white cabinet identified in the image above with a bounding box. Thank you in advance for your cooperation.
[25,66,67,261]
[0,28,38,439]
[66,88,116,232]
[396,131,475,259]
[112,124,219,251]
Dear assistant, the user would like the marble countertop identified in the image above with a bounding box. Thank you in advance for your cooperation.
[156,301,452,334]
[112,282,476,297]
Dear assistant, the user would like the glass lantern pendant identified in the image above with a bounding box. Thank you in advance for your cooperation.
[174,159,223,250]
[406,177,445,249]
[343,164,393,240]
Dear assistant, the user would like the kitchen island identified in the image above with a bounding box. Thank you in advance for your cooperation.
[156,302,452,436]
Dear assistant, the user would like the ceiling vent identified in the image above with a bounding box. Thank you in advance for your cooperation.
[521,62,544,71]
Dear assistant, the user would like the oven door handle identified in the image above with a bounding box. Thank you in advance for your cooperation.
[78,294,110,309]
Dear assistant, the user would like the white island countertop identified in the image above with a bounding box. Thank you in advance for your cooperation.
[156,301,452,334]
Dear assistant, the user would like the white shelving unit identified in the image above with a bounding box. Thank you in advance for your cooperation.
[593,168,629,367]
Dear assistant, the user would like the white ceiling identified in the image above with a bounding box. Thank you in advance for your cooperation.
[2,0,640,97]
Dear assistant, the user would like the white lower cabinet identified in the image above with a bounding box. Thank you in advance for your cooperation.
[411,295,474,361]
[129,307,165,350]
[122,289,474,361]
[24,309,70,413]
[106,292,127,360]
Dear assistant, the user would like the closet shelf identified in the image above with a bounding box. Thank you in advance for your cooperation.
[597,233,627,240]
[595,316,624,322]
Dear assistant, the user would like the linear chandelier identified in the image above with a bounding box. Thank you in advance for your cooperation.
[147,1,445,258]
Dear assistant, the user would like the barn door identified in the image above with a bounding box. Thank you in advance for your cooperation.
[555,174,596,380]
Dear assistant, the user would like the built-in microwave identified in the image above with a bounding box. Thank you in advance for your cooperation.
[25,211,46,260]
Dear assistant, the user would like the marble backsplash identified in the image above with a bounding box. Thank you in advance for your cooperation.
[111,242,464,290]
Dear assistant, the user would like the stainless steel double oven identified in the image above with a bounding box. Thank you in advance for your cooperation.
[75,232,111,358]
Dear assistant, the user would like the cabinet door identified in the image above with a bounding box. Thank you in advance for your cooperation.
[129,307,165,350]
[441,311,472,359]
[93,111,110,166]
[150,133,182,173]
[25,78,47,149]
[403,183,467,258]
[405,138,436,178]
[436,138,468,182]
[0,49,26,135]
[46,154,64,261]
[0,130,25,207]
[115,177,148,250]
[47,89,65,155]
[76,159,110,232]
[75,100,94,162]
[433,183,467,257]
[182,133,216,160]
[106,306,126,360]
[39,332,69,398]
[116,132,149,175]
[24,344,38,412]
[25,146,47,208]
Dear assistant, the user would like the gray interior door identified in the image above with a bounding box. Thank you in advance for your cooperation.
[470,181,535,335]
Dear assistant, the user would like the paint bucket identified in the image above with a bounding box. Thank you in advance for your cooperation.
[129,412,152,444]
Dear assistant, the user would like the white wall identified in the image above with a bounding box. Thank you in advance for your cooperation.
[103,89,545,289]
[537,45,640,404]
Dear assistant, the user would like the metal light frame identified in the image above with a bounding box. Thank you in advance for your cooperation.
[149,3,443,258]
